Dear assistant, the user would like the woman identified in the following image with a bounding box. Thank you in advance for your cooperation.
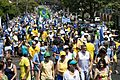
[0,60,8,80]
[56,51,68,80]
[40,51,54,80]
[19,53,31,80]
[95,47,110,65]
[4,58,17,80]
[63,59,80,80]
[94,59,111,80]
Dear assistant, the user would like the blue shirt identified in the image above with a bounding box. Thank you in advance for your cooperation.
[21,45,28,55]
[0,40,3,57]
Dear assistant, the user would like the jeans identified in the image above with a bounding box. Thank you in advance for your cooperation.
[80,71,89,80]
[56,74,63,80]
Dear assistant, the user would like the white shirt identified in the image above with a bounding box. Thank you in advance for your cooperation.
[66,52,73,60]
[78,51,90,71]
[63,70,80,80]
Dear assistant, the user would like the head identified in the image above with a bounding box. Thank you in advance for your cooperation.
[63,45,69,53]
[99,47,106,58]
[32,41,36,49]
[0,60,4,71]
[97,58,107,69]
[60,51,66,61]
[44,52,51,62]
[81,45,87,53]
[68,59,77,72]
[6,57,12,65]
[40,47,46,55]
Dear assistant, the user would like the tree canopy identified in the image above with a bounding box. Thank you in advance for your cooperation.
[0,0,38,21]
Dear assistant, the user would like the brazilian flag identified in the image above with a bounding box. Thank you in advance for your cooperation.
[38,7,50,19]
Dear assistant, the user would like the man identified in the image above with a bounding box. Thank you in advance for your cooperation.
[63,45,73,60]
[76,45,92,80]
[29,41,40,58]
[86,38,95,61]
[63,60,80,80]
[32,47,46,80]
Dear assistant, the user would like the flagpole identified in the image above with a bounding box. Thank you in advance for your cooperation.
[0,16,1,28]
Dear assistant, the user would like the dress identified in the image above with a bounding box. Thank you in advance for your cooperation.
[19,57,31,80]
[97,68,109,80]
[4,63,16,80]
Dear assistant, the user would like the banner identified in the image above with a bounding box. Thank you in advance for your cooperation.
[38,7,50,19]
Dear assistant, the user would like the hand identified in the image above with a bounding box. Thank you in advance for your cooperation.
[89,66,92,72]
[78,67,81,73]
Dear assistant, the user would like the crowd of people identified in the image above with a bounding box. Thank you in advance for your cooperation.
[0,8,120,80]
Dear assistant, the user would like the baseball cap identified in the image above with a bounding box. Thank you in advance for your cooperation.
[34,37,38,41]
[69,60,77,65]
[40,47,46,54]
[63,45,69,50]
[60,51,66,56]
[44,52,50,57]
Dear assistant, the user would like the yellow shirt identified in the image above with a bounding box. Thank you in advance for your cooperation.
[73,44,78,55]
[77,39,83,49]
[42,31,48,41]
[67,27,70,32]
[26,34,31,41]
[29,46,40,58]
[115,41,120,49]
[57,59,68,75]
[41,60,54,79]
[19,57,31,80]
[32,29,38,36]
[86,42,95,60]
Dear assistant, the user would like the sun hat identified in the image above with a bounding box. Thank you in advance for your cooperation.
[60,51,66,56]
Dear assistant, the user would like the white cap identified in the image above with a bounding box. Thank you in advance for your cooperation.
[63,45,69,49]
[34,37,38,41]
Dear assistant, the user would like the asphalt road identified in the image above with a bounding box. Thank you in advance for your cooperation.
[12,57,120,80]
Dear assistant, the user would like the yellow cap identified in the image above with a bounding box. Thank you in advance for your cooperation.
[60,51,66,56]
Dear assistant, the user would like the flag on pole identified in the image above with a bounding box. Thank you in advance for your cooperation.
[38,7,50,19]
[99,26,104,43]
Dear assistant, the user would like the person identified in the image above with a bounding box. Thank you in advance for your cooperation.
[4,57,17,80]
[0,60,8,80]
[95,47,110,65]
[29,41,40,58]
[85,38,95,79]
[63,59,80,80]
[40,51,54,80]
[4,34,12,51]
[32,47,46,80]
[56,51,68,80]
[94,58,111,80]
[64,45,73,60]
[76,45,92,80]
[19,53,31,80]
[86,38,95,61]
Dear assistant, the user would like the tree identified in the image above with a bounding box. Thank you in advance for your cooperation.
[0,0,39,21]
[0,0,18,21]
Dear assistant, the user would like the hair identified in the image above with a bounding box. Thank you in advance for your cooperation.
[0,61,4,70]
[97,58,107,69]
[98,47,107,57]
[67,59,73,69]
[81,44,86,49]
[6,57,12,61]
